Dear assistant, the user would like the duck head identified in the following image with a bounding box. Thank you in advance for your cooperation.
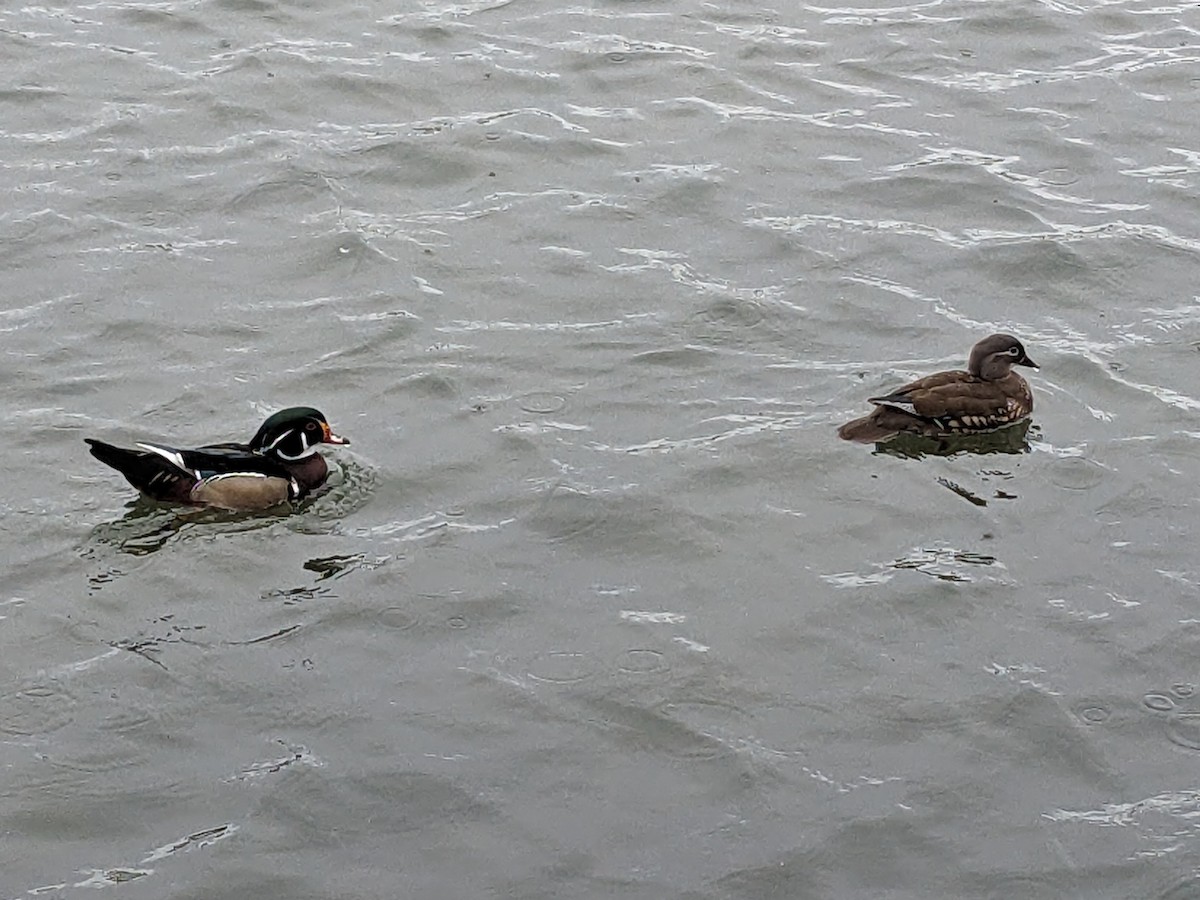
[968,334,1038,381]
[249,407,349,461]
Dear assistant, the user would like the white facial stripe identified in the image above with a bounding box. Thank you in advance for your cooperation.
[264,424,323,460]
[265,428,295,451]
[275,445,319,461]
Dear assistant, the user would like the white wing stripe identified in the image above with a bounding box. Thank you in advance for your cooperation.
[136,442,198,479]
[873,399,916,414]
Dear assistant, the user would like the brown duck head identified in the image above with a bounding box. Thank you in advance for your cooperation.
[968,334,1038,381]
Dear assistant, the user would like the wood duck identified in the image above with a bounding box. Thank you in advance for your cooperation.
[86,407,349,510]
[837,334,1037,443]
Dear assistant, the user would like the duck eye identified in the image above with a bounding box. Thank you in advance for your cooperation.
[1008,346,1020,355]
[305,422,317,430]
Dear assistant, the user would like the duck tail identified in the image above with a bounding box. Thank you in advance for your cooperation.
[86,438,143,472]
[836,413,898,443]
[85,439,193,501]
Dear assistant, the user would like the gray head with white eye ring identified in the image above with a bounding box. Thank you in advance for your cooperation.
[968,334,1038,381]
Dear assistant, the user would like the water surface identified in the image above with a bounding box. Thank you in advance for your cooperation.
[4,0,1200,896]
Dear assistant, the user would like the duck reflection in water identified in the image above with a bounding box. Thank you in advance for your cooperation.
[873,418,1034,460]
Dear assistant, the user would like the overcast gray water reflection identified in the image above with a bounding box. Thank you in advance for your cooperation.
[4,0,1200,896]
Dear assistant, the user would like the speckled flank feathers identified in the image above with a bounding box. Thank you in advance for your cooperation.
[838,334,1037,444]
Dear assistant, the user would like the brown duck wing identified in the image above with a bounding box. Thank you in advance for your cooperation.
[870,371,1007,421]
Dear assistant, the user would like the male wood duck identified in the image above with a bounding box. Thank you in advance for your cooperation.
[837,334,1037,443]
[86,407,349,510]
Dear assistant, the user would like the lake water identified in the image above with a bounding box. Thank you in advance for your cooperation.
[4,0,1200,896]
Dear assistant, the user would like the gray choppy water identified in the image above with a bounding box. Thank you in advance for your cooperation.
[4,0,1200,896]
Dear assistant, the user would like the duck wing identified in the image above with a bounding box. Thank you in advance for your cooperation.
[870,371,1008,423]
[86,439,294,506]
[160,442,293,479]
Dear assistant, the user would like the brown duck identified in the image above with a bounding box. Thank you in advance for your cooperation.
[837,334,1038,443]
